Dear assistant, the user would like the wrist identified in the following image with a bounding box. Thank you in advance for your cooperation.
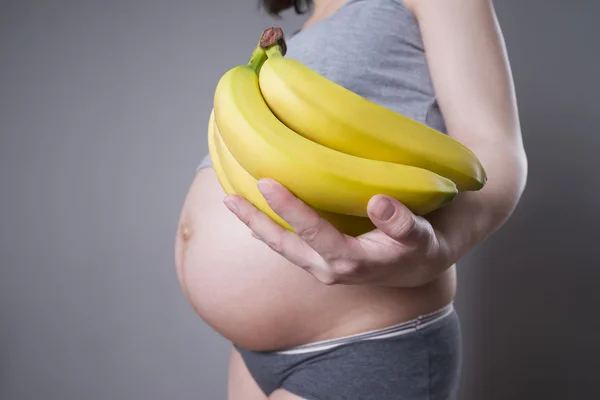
[434,228,460,267]
[376,238,451,289]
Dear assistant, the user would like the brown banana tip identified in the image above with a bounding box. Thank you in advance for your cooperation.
[260,27,287,56]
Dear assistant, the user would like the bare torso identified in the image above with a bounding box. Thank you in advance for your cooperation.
[175,168,457,352]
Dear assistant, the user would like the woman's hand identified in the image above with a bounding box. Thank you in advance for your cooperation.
[223,178,452,287]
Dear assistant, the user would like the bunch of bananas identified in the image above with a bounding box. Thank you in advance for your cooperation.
[207,27,486,236]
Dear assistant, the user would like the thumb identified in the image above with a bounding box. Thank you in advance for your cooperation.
[366,195,431,245]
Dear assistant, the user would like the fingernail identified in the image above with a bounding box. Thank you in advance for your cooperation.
[257,179,274,200]
[372,198,395,221]
[223,196,238,213]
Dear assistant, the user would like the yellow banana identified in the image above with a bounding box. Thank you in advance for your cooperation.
[206,111,236,196]
[212,43,458,218]
[208,110,376,236]
[258,43,487,191]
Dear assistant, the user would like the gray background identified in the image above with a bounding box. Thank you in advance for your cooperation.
[0,0,598,399]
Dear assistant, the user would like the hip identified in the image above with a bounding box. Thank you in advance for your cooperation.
[236,303,462,399]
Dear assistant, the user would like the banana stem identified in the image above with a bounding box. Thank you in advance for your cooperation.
[264,45,284,59]
[247,46,268,73]
[247,27,287,73]
[259,27,287,59]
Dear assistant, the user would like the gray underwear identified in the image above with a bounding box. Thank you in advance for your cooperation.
[235,303,461,400]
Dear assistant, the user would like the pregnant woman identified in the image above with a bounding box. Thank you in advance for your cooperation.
[175,0,528,399]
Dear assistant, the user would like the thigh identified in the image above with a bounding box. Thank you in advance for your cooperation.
[228,346,267,400]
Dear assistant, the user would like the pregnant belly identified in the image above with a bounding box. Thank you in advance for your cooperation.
[175,168,457,351]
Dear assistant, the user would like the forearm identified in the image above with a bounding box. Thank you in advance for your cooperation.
[429,140,528,266]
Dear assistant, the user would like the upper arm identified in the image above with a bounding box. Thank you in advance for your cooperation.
[403,0,525,152]
[402,0,528,222]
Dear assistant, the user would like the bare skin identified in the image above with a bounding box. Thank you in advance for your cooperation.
[175,0,527,398]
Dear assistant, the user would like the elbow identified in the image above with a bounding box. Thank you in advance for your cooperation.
[513,145,529,204]
[508,145,528,202]
[489,145,529,225]
[468,139,529,228]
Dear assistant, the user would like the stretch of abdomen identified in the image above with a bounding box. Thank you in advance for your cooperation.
[174,168,457,351]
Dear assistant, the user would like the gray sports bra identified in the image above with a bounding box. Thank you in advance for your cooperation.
[197,0,446,171]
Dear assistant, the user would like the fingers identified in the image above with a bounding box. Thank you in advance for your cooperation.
[256,179,360,262]
[366,195,434,247]
[223,194,323,270]
[223,179,445,287]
